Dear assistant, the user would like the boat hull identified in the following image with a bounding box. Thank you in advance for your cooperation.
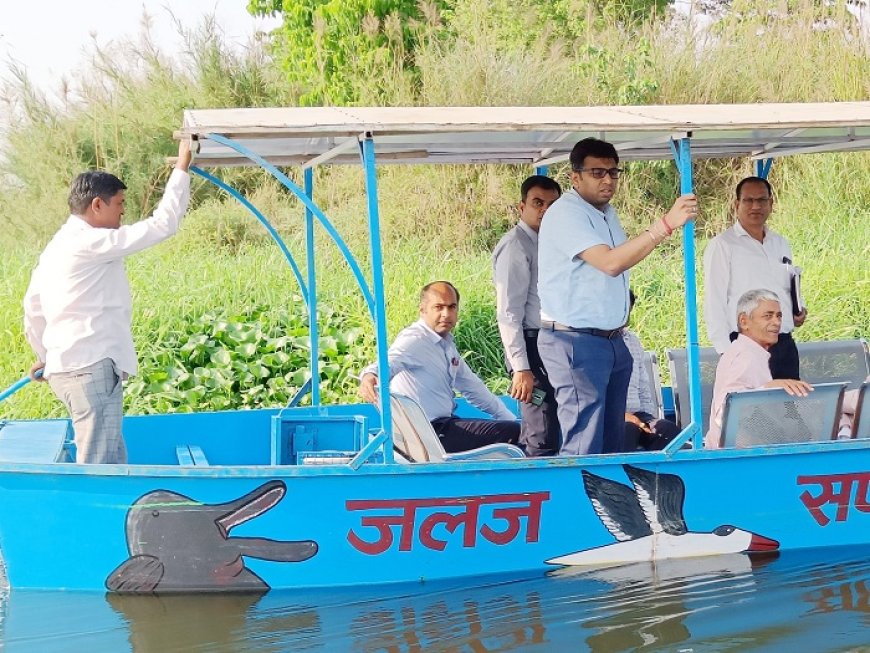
[0,436,866,592]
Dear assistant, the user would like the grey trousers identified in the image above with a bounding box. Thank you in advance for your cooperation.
[48,358,127,464]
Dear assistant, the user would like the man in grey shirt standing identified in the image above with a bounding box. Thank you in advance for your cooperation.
[492,175,562,456]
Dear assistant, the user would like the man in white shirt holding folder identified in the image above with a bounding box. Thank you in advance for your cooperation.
[704,176,807,379]
[23,140,193,464]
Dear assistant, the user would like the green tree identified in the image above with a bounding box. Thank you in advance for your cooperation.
[248,0,450,105]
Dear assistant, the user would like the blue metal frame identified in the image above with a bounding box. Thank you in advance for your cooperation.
[756,158,773,179]
[0,376,30,404]
[196,132,394,460]
[360,135,395,463]
[204,133,376,315]
[303,168,321,406]
[189,167,309,305]
[665,137,703,451]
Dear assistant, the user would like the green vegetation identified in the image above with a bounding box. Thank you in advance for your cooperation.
[1,1,868,419]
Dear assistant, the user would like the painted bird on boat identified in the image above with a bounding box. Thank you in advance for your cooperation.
[546,464,779,567]
[106,480,318,592]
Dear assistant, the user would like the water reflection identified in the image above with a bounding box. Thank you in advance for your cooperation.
[2,547,869,652]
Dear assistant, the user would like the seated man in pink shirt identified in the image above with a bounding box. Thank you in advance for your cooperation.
[705,289,813,449]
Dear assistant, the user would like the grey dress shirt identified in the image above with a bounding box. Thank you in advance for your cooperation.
[492,221,540,372]
[361,320,516,422]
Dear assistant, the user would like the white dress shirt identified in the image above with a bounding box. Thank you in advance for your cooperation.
[705,334,772,449]
[492,221,539,372]
[362,319,516,422]
[23,169,191,377]
[703,222,795,353]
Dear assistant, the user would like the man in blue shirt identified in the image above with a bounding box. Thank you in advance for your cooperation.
[359,281,520,453]
[537,138,697,455]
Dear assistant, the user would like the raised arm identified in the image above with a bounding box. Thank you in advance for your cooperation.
[580,194,697,276]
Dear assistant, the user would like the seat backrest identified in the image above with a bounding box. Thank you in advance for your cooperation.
[850,382,870,439]
[666,346,720,431]
[643,351,665,420]
[797,339,869,390]
[388,394,446,462]
[720,382,846,448]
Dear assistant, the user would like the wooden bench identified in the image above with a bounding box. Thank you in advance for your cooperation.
[176,444,210,466]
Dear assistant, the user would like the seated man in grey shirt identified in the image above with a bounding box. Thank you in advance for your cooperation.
[359,281,521,453]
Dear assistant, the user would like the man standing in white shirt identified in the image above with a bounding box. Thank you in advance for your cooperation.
[704,177,807,379]
[358,281,520,453]
[23,140,193,464]
[492,175,562,456]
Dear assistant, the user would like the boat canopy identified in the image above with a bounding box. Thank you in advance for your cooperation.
[172,100,870,457]
[180,102,870,168]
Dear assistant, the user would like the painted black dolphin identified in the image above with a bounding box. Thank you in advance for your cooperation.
[106,480,317,592]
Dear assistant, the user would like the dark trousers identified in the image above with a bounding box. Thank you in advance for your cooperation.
[730,331,800,379]
[623,412,681,451]
[430,417,521,453]
[505,333,561,457]
[537,330,632,455]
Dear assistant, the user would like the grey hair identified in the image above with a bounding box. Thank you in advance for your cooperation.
[736,289,780,325]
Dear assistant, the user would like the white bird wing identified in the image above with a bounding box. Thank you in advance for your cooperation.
[581,470,652,542]
[624,465,688,535]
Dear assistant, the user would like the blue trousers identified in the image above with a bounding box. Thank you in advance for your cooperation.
[537,330,632,455]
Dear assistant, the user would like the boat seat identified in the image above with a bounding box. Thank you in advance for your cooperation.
[176,444,210,466]
[719,382,847,448]
[0,419,71,463]
[848,382,870,439]
[643,350,665,420]
[388,393,525,462]
[797,338,869,390]
[666,346,720,432]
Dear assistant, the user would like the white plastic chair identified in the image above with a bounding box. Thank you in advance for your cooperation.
[388,393,525,462]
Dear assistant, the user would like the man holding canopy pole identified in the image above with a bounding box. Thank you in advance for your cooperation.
[537,137,697,456]
[23,140,193,464]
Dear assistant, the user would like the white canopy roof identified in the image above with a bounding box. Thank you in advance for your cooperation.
[180,102,870,168]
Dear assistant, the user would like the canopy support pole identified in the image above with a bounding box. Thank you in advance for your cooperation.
[360,134,395,464]
[664,136,704,452]
[756,158,773,179]
[304,167,321,406]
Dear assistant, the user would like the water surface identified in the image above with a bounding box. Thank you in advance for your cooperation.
[2,547,868,652]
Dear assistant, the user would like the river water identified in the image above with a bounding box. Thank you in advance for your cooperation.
[1,546,868,652]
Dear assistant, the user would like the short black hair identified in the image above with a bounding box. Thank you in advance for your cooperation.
[68,171,127,215]
[735,176,772,200]
[520,175,562,201]
[420,280,460,304]
[569,138,619,171]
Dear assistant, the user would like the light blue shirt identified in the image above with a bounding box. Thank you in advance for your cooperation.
[361,320,516,421]
[537,189,629,329]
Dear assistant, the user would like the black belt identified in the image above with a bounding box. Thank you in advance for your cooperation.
[541,321,623,339]
[523,329,539,339]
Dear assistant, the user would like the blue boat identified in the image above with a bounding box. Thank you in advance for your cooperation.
[0,103,867,592]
